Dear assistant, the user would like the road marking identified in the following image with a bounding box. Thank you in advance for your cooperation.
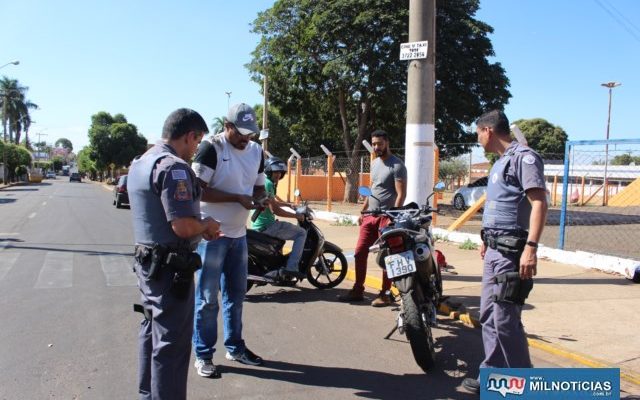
[0,253,20,281]
[99,255,137,286]
[35,252,74,288]
[0,232,20,236]
[42,201,47,206]
[28,213,37,219]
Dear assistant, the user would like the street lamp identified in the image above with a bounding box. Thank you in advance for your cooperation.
[225,91,232,111]
[600,81,621,206]
[0,60,19,70]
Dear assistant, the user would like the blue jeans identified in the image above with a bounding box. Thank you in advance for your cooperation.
[193,236,248,360]
[261,220,307,271]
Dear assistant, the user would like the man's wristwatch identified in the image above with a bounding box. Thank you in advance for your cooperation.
[526,241,538,248]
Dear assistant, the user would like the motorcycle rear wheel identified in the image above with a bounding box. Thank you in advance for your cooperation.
[401,289,436,372]
[306,248,348,289]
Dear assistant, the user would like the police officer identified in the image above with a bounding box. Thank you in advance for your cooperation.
[463,110,548,394]
[129,108,221,400]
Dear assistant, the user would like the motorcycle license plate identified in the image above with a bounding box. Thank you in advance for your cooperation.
[384,250,417,279]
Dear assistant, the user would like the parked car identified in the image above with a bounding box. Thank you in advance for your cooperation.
[69,172,82,182]
[45,171,56,179]
[113,175,128,208]
[452,175,551,210]
[452,176,487,210]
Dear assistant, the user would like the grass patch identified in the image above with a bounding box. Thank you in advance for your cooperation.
[459,239,478,250]
[433,233,451,243]
[332,215,357,226]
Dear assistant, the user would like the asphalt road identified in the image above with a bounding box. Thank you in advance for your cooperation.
[1,179,560,400]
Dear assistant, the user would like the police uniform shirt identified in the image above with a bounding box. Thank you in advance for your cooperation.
[153,144,201,223]
[509,142,546,193]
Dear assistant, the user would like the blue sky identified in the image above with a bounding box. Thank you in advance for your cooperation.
[2,0,639,156]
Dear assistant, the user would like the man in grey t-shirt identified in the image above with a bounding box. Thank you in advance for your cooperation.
[338,130,407,307]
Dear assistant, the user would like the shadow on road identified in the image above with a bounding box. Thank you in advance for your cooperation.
[246,286,388,306]
[443,273,630,286]
[223,320,483,399]
[0,198,17,204]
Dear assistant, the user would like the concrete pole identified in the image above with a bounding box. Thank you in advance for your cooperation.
[262,75,269,152]
[404,0,436,206]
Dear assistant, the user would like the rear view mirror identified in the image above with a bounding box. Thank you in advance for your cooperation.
[358,186,372,197]
[433,182,445,193]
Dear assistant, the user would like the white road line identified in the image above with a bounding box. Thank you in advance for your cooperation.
[42,201,47,206]
[28,213,37,219]
[99,255,137,286]
[35,252,74,288]
[0,253,20,281]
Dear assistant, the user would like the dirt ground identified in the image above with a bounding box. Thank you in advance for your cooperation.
[307,191,640,261]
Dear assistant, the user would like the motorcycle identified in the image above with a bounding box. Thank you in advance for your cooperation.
[245,190,348,292]
[360,182,446,372]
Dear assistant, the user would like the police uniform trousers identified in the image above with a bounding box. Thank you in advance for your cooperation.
[479,247,532,368]
[135,259,194,400]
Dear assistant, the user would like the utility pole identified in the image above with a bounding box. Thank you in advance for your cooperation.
[404,0,436,205]
[600,81,621,206]
[261,75,269,151]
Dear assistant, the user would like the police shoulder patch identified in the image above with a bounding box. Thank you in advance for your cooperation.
[523,154,536,165]
[172,169,188,180]
[174,180,191,201]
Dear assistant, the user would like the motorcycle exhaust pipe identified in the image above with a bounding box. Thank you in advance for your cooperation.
[247,274,275,283]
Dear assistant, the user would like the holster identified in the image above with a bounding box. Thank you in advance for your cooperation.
[166,251,202,300]
[492,271,534,305]
[481,231,526,255]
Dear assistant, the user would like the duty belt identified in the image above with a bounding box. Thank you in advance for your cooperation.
[481,230,527,254]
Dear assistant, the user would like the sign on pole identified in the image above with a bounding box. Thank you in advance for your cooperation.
[400,40,428,61]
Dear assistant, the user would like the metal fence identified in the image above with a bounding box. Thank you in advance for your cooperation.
[558,139,640,261]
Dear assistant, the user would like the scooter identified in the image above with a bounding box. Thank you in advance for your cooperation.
[360,182,446,372]
[245,191,348,292]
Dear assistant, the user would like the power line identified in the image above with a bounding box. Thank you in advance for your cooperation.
[593,0,640,43]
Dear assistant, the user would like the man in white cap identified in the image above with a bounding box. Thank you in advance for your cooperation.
[191,103,267,378]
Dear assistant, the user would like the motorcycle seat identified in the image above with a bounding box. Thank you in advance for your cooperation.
[247,229,286,247]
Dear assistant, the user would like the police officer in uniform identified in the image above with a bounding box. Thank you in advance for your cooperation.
[129,108,221,400]
[463,110,548,394]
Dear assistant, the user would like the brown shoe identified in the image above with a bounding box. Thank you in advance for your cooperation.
[371,292,392,307]
[338,289,364,302]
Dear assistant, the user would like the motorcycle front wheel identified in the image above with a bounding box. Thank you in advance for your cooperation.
[401,289,436,372]
[306,248,348,289]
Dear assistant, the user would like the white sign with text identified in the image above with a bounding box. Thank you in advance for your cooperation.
[400,40,428,60]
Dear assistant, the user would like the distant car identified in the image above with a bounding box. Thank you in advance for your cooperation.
[113,175,128,208]
[46,171,56,179]
[452,176,487,210]
[69,172,82,182]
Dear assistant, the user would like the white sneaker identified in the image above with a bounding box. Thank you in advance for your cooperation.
[194,358,221,378]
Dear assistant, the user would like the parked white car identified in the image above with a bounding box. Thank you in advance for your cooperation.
[452,175,551,210]
[452,176,488,210]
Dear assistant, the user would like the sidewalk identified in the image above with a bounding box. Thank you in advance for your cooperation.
[312,217,640,392]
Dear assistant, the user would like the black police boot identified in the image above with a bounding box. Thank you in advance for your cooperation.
[462,377,480,394]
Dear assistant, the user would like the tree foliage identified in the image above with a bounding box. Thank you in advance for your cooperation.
[76,146,97,175]
[611,153,640,166]
[55,138,73,152]
[438,157,468,188]
[0,77,38,144]
[88,111,147,170]
[248,0,510,200]
[0,141,32,181]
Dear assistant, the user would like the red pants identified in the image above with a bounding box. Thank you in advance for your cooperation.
[353,215,391,293]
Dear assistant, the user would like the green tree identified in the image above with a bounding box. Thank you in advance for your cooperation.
[0,77,38,144]
[88,111,148,173]
[51,156,64,172]
[0,141,32,181]
[54,138,73,152]
[248,0,510,201]
[211,116,225,134]
[611,153,640,166]
[77,146,97,177]
[438,157,468,189]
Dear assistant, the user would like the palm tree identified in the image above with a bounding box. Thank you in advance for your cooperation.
[0,77,38,144]
[211,116,225,134]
